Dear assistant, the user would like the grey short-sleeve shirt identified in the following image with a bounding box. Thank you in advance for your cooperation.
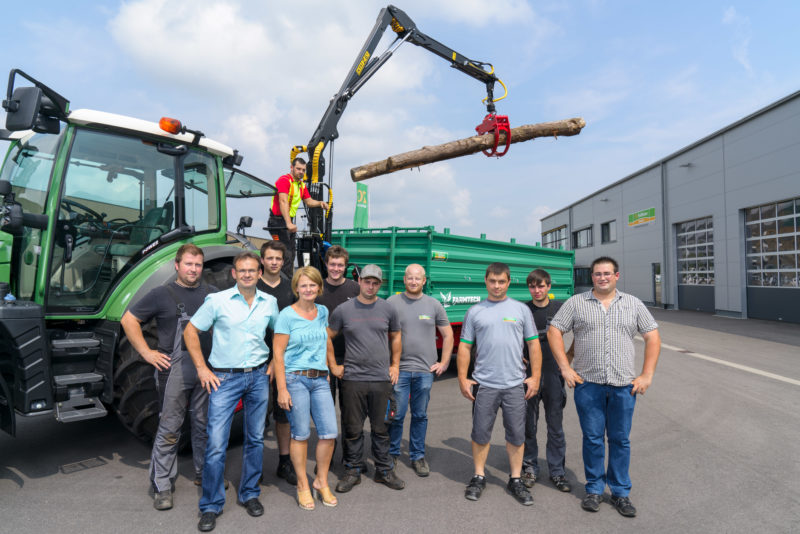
[461,297,537,389]
[329,298,400,381]
[388,293,449,373]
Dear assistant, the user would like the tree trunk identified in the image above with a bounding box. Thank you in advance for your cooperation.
[350,117,586,182]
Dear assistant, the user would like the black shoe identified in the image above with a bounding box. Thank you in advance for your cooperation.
[238,498,264,517]
[197,511,219,532]
[464,475,486,501]
[276,461,298,486]
[550,475,572,493]
[610,495,637,517]
[335,470,361,493]
[411,458,430,477]
[375,469,405,490]
[153,490,173,511]
[521,468,537,488]
[507,478,534,506]
[195,476,229,489]
[582,493,603,512]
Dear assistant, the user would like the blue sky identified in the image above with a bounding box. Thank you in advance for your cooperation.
[2,1,799,244]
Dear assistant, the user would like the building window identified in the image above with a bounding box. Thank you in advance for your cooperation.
[542,225,567,250]
[574,267,592,286]
[746,197,799,288]
[572,226,593,249]
[677,216,714,285]
[601,220,617,243]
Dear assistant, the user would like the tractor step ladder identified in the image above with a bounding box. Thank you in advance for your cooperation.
[53,373,107,423]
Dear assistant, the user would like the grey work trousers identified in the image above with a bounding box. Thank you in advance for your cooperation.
[150,354,208,493]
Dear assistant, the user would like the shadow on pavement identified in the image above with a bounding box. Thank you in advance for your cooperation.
[649,308,800,347]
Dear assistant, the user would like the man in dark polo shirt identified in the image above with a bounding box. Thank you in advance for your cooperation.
[257,240,296,486]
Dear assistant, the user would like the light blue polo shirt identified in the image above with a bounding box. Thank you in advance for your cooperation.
[190,285,279,369]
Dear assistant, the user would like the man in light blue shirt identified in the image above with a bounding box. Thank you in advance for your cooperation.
[185,251,279,533]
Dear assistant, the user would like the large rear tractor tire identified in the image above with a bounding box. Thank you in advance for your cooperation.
[112,326,163,446]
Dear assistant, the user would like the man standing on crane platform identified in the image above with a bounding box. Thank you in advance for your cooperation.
[269,158,328,277]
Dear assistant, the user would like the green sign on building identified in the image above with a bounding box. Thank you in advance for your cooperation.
[628,207,655,227]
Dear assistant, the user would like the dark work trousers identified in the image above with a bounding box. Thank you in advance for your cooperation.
[341,380,393,474]
[523,370,567,478]
[329,373,345,463]
[151,354,208,493]
[267,214,296,278]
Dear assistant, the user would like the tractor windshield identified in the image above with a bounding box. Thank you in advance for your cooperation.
[46,127,219,313]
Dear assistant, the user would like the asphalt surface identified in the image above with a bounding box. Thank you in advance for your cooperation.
[1,309,799,533]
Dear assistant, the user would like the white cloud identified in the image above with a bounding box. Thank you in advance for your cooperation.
[543,65,632,122]
[722,6,753,75]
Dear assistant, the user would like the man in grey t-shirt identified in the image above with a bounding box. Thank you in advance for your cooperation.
[457,262,542,506]
[387,264,454,477]
[328,264,405,493]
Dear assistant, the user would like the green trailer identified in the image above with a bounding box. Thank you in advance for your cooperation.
[330,226,574,344]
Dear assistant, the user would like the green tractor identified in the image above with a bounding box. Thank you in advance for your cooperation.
[0,69,275,443]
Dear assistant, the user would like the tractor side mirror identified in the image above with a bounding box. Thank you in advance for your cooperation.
[3,86,60,134]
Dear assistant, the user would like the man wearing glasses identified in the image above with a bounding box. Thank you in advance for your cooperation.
[185,251,279,532]
[548,256,661,518]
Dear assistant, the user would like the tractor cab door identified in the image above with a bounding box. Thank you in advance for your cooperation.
[46,128,219,314]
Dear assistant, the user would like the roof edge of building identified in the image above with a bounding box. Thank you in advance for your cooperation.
[541,88,800,222]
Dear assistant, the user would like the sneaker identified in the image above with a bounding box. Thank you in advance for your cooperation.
[276,461,298,486]
[411,458,430,477]
[374,469,405,490]
[550,475,572,493]
[507,478,534,506]
[581,493,603,512]
[521,467,537,488]
[610,495,637,517]
[464,475,486,501]
[335,470,361,493]
[153,490,173,511]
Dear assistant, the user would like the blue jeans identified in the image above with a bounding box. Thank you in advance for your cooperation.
[284,373,338,440]
[199,368,269,514]
[389,371,434,460]
[573,382,636,497]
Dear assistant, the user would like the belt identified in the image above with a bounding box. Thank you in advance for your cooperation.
[292,369,328,378]
[211,362,266,374]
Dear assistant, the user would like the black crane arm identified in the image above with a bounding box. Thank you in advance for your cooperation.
[293,4,504,185]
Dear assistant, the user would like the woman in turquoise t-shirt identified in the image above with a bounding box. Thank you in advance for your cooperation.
[273,266,339,511]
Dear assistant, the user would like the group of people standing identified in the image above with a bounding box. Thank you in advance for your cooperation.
[123,217,661,532]
[456,258,661,519]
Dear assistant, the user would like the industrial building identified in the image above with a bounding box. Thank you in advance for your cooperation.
[540,90,800,323]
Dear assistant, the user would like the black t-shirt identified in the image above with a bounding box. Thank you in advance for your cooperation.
[257,276,295,358]
[316,278,359,363]
[128,282,216,355]
[526,299,563,374]
[256,276,295,311]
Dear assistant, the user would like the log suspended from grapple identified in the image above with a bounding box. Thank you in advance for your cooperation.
[350,117,587,182]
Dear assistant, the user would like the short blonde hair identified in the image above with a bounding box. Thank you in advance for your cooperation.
[291,266,324,297]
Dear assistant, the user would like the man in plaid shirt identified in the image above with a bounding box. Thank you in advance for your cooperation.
[548,256,661,518]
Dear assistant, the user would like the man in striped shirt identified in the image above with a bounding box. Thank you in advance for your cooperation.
[548,256,661,518]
